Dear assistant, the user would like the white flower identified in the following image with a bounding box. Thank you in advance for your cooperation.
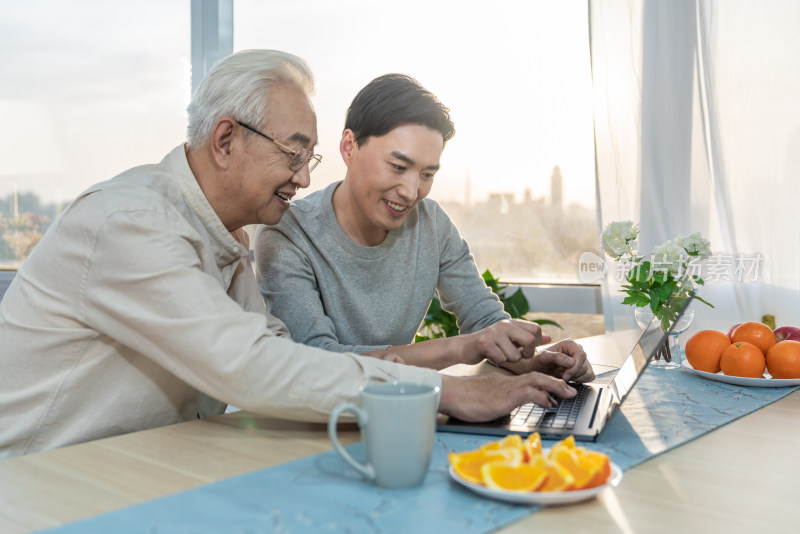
[651,241,688,276]
[601,220,639,260]
[676,232,711,259]
[603,219,713,319]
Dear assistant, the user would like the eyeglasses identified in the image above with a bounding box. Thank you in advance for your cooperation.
[236,121,322,172]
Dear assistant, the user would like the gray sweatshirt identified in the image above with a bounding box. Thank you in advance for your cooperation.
[255,181,509,353]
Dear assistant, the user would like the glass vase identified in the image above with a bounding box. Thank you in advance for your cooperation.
[634,306,695,369]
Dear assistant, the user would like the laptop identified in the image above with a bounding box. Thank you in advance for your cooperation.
[438,296,695,441]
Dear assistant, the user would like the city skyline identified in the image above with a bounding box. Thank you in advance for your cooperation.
[1,160,592,218]
[1,171,600,283]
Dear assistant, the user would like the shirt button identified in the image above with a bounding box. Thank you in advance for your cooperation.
[232,247,240,255]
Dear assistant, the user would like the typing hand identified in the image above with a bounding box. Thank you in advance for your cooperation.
[438,372,577,422]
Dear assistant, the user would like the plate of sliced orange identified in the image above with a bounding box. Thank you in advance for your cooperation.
[448,434,622,505]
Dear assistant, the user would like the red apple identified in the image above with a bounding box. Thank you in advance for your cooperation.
[727,323,741,340]
[774,326,800,342]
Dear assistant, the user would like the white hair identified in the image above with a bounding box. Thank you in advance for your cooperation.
[186,49,315,149]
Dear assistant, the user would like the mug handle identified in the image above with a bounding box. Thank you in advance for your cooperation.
[328,403,375,481]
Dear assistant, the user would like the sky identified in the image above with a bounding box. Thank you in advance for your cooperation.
[0,0,596,209]
[0,1,190,205]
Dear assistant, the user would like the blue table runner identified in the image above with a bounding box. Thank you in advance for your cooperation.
[43,369,798,534]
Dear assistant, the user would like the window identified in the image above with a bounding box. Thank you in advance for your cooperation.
[1,1,599,289]
[0,0,190,268]
[234,0,599,283]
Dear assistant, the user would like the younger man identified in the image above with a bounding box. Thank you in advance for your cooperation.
[256,74,592,382]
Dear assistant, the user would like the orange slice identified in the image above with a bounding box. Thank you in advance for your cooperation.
[480,434,523,453]
[448,449,489,484]
[549,446,596,489]
[549,444,613,490]
[489,446,523,467]
[523,432,543,463]
[555,435,576,449]
[576,449,612,488]
[449,447,523,484]
[481,460,549,492]
[538,458,575,492]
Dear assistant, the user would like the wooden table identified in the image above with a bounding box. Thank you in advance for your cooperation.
[1,332,798,533]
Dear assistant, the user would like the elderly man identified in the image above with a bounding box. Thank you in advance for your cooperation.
[0,50,579,459]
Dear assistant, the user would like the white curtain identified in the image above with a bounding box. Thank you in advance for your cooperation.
[590,0,800,334]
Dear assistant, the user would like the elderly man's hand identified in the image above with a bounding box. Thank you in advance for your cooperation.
[438,372,577,423]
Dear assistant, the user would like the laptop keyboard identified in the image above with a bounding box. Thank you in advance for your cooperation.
[509,383,591,431]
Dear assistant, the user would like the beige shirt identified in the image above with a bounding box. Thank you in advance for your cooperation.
[0,145,440,458]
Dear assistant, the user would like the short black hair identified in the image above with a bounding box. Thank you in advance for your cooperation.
[344,74,455,147]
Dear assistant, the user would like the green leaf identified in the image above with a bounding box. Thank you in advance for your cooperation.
[532,319,563,329]
[621,295,642,306]
[633,261,651,283]
[650,293,661,311]
[482,269,505,294]
[628,289,649,299]
[655,283,675,304]
[417,293,458,340]
[503,288,529,318]
[426,295,444,315]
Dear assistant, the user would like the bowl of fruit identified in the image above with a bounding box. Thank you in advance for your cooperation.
[683,322,800,387]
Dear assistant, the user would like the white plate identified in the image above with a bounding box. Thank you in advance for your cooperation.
[682,361,800,387]
[449,461,623,506]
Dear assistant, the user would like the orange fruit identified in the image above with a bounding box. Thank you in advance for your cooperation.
[490,447,523,467]
[547,443,612,490]
[554,435,576,450]
[449,447,522,484]
[731,321,777,355]
[538,458,575,492]
[720,342,766,378]
[523,432,543,463]
[563,435,577,448]
[549,446,596,489]
[575,447,611,489]
[685,330,731,373]
[578,449,612,489]
[480,434,523,453]
[766,340,800,379]
[481,460,549,492]
[448,449,492,484]
[451,434,611,492]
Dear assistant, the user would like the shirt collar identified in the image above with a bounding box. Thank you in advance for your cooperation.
[167,144,244,265]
